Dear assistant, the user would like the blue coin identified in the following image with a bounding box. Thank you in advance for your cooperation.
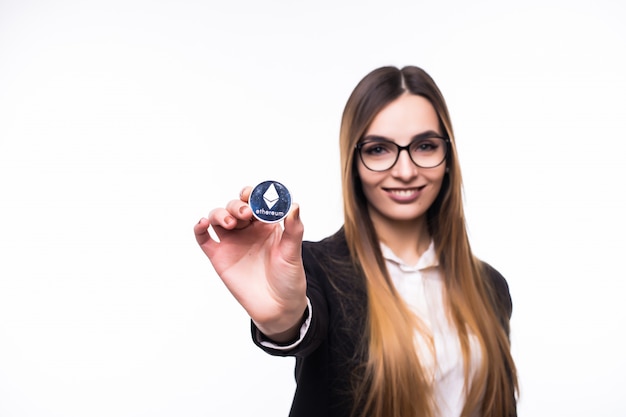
[249,180,292,223]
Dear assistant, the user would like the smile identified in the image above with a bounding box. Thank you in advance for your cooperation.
[384,186,425,202]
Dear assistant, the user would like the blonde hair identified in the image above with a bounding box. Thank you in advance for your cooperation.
[339,66,518,417]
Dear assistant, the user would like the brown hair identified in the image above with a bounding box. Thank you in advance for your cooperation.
[339,66,518,417]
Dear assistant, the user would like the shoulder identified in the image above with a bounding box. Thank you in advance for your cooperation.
[481,262,512,316]
[302,227,351,266]
[302,227,365,296]
[479,261,513,334]
[303,227,349,252]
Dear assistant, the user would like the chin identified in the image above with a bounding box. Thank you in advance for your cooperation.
[384,209,428,223]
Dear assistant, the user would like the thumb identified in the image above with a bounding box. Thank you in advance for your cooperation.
[279,204,304,263]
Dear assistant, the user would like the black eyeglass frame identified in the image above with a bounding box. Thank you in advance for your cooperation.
[355,135,450,172]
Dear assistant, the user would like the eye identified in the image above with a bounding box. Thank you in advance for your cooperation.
[411,139,440,153]
[361,141,394,156]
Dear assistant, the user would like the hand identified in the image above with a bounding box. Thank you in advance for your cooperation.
[194,186,307,340]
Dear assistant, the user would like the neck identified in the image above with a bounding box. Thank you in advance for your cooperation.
[370,212,431,265]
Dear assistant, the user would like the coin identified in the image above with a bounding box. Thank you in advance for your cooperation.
[248,180,292,223]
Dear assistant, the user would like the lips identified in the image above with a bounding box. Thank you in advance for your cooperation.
[384,186,426,202]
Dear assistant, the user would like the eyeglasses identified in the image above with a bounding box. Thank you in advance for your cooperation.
[356,135,449,172]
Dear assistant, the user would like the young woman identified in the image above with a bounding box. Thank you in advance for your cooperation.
[194,65,518,417]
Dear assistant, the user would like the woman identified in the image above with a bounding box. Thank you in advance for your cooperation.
[194,65,518,417]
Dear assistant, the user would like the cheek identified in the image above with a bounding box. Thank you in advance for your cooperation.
[428,169,447,200]
[356,163,382,191]
[427,166,447,185]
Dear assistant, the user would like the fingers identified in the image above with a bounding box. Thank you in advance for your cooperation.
[226,198,255,228]
[207,196,252,227]
[196,185,300,259]
[194,186,257,259]
[194,217,212,245]
[194,217,218,258]
[239,186,252,203]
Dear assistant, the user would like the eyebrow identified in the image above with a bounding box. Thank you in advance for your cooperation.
[361,130,443,143]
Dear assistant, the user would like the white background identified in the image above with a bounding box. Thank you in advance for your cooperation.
[1,0,625,416]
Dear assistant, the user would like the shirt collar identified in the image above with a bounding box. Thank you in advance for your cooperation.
[380,239,439,272]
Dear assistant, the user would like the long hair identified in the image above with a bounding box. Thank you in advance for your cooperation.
[339,66,518,417]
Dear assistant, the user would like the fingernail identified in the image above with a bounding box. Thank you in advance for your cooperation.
[224,216,233,225]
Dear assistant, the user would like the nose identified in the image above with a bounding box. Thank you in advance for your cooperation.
[391,148,418,180]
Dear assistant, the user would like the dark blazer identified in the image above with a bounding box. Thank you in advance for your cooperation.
[252,228,513,417]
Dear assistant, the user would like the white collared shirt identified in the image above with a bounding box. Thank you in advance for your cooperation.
[381,240,482,417]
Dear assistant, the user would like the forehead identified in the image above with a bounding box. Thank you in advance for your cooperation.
[365,94,440,141]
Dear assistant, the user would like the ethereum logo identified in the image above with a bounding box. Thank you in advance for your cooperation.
[263,183,279,209]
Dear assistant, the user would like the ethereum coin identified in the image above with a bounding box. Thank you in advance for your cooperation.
[249,180,292,223]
